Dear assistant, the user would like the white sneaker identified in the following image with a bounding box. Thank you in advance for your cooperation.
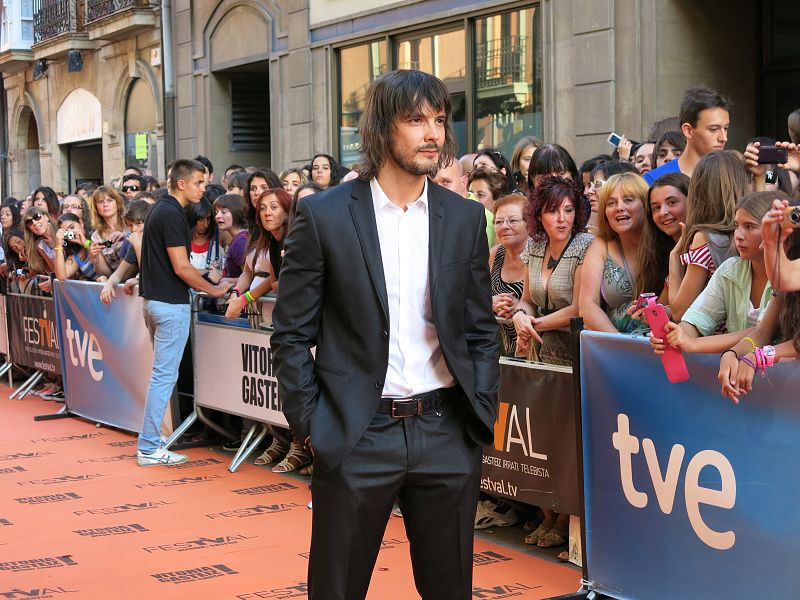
[474,499,519,529]
[137,447,188,466]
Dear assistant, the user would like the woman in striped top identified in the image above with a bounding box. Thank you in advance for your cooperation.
[489,194,529,355]
[668,151,748,320]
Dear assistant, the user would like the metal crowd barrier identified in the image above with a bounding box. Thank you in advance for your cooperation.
[166,292,284,472]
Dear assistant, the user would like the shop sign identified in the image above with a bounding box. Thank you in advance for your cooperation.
[57,89,102,144]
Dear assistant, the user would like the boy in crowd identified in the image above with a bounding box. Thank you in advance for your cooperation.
[644,87,731,185]
[136,159,229,466]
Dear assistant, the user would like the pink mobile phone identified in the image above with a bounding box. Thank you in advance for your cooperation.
[644,303,689,383]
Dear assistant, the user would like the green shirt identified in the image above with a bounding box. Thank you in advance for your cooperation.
[682,256,772,336]
[467,191,495,247]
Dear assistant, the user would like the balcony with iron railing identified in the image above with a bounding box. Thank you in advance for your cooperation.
[84,0,159,41]
[476,35,528,89]
[32,0,95,60]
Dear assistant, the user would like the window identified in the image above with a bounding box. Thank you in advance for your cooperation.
[339,40,387,166]
[397,29,466,156]
[474,7,541,158]
[335,5,542,166]
[124,78,158,175]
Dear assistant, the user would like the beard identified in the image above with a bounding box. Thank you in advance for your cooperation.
[389,142,441,178]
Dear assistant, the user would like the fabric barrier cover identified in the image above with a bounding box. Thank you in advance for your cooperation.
[194,319,289,427]
[581,331,800,600]
[54,280,155,433]
[481,358,579,515]
[0,294,8,356]
[7,293,61,374]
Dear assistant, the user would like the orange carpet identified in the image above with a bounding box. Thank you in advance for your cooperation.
[0,387,579,599]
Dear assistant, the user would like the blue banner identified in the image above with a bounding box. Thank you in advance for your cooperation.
[54,280,155,434]
[581,331,800,600]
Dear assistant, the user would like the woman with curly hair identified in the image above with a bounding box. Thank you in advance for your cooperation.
[513,175,594,365]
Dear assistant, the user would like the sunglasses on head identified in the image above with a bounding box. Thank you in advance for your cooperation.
[24,213,44,226]
[122,185,141,193]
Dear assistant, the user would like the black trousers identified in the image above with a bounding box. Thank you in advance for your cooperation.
[308,397,483,600]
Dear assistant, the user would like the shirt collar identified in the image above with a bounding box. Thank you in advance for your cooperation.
[370,177,429,213]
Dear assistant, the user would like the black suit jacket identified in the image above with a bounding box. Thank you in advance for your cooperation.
[271,178,500,471]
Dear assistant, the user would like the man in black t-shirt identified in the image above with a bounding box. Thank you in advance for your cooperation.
[137,159,229,466]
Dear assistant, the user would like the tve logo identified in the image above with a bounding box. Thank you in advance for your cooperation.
[65,319,103,381]
[612,413,736,550]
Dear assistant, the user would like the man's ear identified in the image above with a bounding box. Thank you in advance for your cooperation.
[681,122,693,141]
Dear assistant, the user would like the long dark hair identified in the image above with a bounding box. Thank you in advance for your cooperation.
[33,186,59,217]
[357,69,457,181]
[779,202,800,352]
[245,170,281,233]
[474,148,516,192]
[311,154,343,188]
[249,188,292,275]
[635,172,690,296]
[528,144,579,187]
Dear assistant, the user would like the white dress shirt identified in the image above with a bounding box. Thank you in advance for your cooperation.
[370,178,455,398]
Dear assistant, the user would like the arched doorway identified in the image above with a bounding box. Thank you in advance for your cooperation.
[16,107,41,197]
[125,78,159,176]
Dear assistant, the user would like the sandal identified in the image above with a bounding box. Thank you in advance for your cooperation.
[272,439,311,473]
[298,463,314,476]
[524,524,550,545]
[537,528,568,548]
[254,437,289,465]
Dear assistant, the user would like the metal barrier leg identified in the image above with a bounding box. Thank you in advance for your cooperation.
[164,410,198,449]
[33,405,72,422]
[229,423,268,473]
[16,371,45,400]
[195,405,240,443]
[10,370,43,400]
[0,362,12,378]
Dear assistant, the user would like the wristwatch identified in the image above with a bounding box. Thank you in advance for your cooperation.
[762,345,776,367]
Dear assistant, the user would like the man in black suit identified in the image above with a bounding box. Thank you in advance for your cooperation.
[271,69,500,600]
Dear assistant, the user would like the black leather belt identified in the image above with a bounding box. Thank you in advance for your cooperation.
[378,386,462,418]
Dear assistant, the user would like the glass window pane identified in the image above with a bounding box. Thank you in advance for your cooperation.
[339,40,388,167]
[22,0,34,19]
[397,29,466,155]
[474,7,542,159]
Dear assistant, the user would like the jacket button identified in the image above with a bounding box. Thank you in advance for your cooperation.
[382,330,388,337]
[375,380,383,389]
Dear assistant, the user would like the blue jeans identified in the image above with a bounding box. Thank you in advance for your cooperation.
[138,300,190,453]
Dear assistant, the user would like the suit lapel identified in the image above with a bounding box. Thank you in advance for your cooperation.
[349,179,389,322]
[428,183,446,296]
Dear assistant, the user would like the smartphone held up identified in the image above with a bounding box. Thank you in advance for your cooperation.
[638,293,689,384]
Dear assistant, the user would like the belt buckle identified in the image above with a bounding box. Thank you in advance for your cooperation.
[391,399,421,418]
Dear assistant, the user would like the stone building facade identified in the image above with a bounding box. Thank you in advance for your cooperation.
[1,0,798,196]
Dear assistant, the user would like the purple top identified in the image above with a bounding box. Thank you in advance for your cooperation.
[225,230,248,278]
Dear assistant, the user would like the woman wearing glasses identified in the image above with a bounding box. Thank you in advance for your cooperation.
[60,194,93,238]
[490,194,530,355]
[90,186,128,276]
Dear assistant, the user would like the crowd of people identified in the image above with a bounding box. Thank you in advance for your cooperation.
[3,82,800,563]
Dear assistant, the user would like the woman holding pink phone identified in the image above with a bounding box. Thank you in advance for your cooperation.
[650,191,782,356]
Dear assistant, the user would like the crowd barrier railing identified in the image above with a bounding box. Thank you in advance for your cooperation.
[0,294,13,386]
[50,280,178,434]
[575,330,800,600]
[166,292,283,472]
[6,292,61,402]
